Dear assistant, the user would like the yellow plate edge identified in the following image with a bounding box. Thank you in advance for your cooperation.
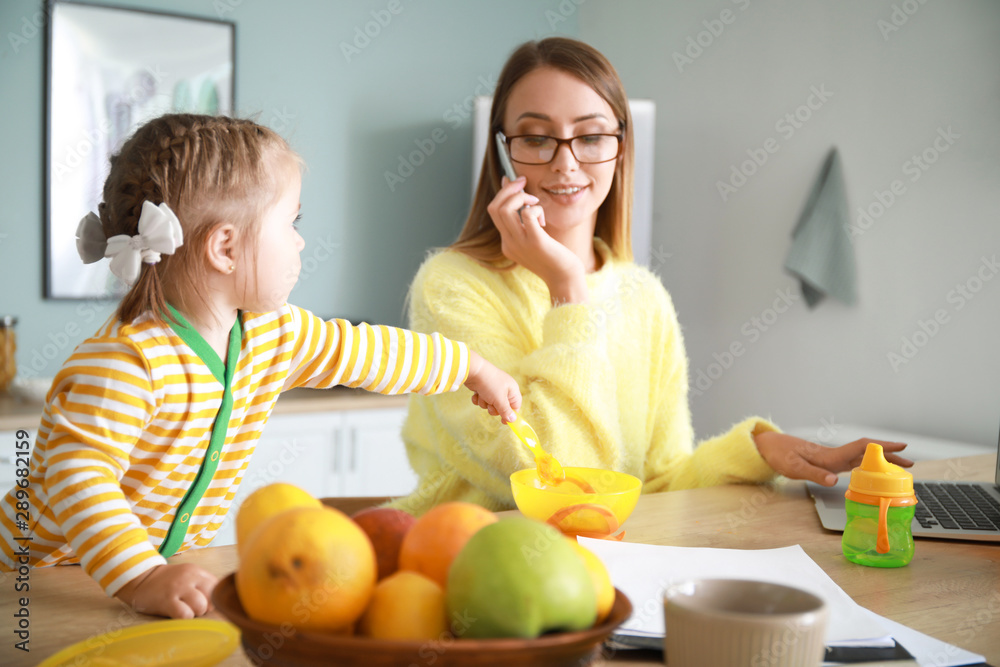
[36,618,240,667]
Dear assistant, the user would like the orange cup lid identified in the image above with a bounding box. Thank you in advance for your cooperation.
[847,443,915,499]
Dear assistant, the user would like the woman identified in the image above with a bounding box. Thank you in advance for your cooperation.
[393,37,909,516]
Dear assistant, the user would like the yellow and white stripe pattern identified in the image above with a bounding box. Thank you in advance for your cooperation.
[0,305,467,595]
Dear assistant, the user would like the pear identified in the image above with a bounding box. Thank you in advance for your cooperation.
[446,517,597,639]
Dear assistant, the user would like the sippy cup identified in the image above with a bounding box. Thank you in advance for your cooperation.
[841,443,917,567]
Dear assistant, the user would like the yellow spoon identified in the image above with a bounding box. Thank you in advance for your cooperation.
[507,416,566,485]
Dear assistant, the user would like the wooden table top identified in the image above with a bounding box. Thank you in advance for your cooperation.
[3,454,997,666]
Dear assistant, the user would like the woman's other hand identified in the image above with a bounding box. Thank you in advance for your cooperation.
[754,431,913,486]
[487,176,589,305]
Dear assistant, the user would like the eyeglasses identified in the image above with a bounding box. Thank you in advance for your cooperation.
[503,134,623,165]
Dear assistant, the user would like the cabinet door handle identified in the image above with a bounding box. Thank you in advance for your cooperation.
[332,431,341,474]
[349,430,357,473]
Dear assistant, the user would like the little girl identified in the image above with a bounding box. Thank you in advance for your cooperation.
[0,113,520,619]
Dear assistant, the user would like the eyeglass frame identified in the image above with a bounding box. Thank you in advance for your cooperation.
[501,132,624,165]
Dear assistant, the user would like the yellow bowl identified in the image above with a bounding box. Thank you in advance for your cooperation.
[510,467,641,538]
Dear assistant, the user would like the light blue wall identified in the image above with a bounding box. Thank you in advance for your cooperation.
[0,0,579,379]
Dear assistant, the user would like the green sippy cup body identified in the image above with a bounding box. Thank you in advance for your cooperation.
[841,443,917,568]
[842,498,915,567]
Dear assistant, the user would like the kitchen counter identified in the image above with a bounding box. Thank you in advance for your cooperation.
[0,386,408,432]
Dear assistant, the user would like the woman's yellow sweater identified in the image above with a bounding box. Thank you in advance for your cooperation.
[392,240,780,516]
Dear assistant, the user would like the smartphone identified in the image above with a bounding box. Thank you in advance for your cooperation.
[495,131,518,182]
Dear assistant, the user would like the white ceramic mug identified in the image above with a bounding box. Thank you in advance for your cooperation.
[663,579,828,667]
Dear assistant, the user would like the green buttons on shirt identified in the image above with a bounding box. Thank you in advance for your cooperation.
[158,305,242,558]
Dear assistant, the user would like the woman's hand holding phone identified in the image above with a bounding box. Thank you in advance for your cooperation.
[489,133,589,305]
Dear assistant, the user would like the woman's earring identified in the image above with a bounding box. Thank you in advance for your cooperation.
[228,263,235,273]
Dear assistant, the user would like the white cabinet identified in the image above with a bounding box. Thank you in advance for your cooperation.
[241,412,341,497]
[212,405,413,546]
[340,407,417,497]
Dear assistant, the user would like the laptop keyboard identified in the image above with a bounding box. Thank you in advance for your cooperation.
[913,482,1000,531]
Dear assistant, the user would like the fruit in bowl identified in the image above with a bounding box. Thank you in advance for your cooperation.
[216,487,633,665]
[236,505,376,632]
[398,501,497,587]
[351,507,417,580]
[510,467,641,539]
[235,482,322,553]
[447,517,597,639]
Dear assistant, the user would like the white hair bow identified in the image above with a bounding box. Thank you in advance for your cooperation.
[75,201,184,286]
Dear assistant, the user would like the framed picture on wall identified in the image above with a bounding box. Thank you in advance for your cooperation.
[45,0,235,299]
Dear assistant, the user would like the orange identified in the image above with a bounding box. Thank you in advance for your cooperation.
[547,503,621,539]
[236,506,376,632]
[235,482,322,552]
[398,501,498,587]
[568,540,616,622]
[357,571,448,640]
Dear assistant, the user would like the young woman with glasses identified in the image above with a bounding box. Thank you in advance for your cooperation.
[393,37,910,516]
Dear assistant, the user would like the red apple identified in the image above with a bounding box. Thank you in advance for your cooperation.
[351,507,417,580]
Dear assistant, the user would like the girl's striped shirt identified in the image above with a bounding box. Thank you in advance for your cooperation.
[0,305,468,595]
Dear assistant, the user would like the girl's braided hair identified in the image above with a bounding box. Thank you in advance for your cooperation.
[98,113,299,324]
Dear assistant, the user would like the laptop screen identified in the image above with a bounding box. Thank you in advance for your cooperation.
[995,421,1000,486]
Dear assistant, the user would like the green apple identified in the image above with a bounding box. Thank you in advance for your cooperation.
[446,517,597,639]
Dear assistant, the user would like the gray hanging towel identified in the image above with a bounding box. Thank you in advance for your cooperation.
[783,147,857,308]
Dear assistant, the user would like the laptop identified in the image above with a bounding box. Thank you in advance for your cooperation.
[808,432,1000,542]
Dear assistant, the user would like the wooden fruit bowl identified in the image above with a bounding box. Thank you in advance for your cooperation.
[212,573,632,666]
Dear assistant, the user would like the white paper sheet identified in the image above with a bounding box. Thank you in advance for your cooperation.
[853,610,986,667]
[578,539,893,647]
